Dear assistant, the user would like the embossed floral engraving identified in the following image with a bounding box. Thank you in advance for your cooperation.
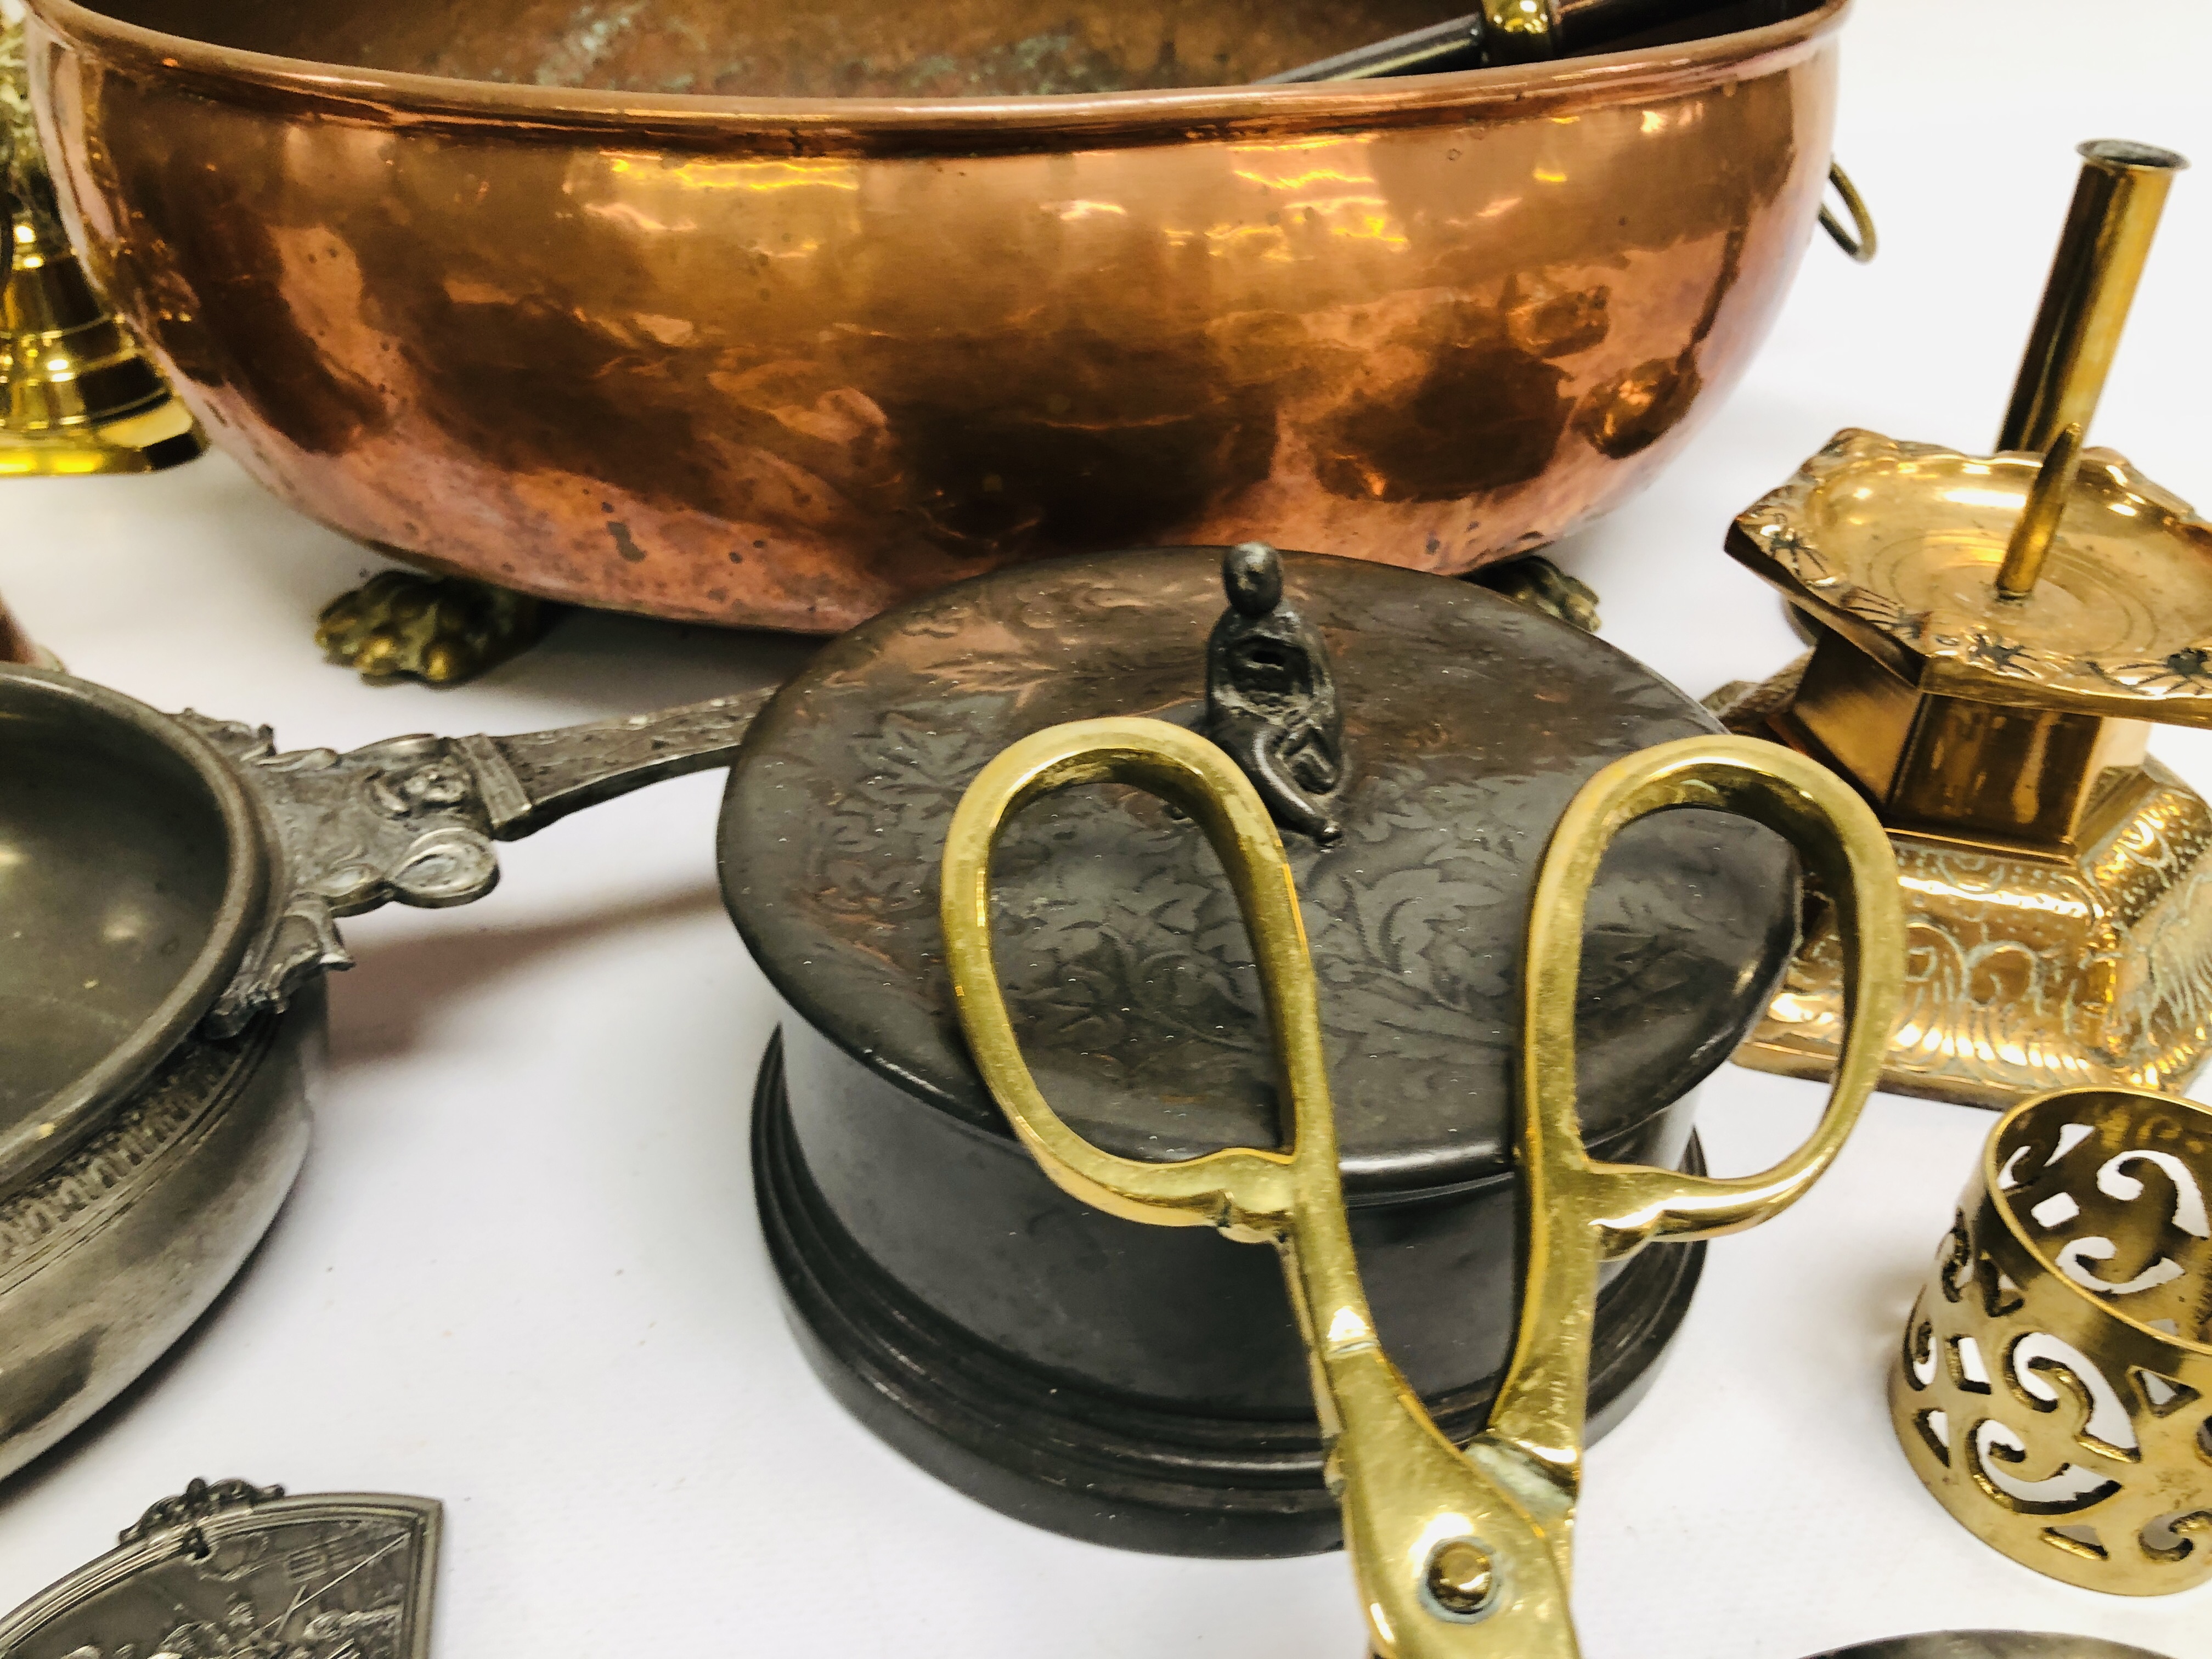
[1892,1088,2212,1593]
[1736,760,2212,1107]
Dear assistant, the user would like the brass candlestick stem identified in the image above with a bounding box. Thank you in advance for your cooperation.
[1992,424,2081,599]
[1714,139,2212,1110]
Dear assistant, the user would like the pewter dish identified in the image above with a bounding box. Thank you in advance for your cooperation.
[0,662,766,1477]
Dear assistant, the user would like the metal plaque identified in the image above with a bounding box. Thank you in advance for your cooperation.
[0,1479,438,1659]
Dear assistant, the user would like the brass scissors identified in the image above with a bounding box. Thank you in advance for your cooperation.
[941,719,1903,1659]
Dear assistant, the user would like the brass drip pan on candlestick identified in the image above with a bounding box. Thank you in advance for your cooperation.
[1714,140,2209,1108]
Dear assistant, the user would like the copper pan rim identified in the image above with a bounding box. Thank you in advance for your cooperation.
[22,0,1848,156]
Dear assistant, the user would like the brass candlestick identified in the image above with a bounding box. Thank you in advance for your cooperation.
[1714,139,2212,1109]
[0,10,201,475]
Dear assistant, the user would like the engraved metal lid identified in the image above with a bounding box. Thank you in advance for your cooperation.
[720,547,1794,1194]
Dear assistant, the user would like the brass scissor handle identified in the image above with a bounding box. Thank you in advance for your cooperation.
[1480,735,1905,1577]
[941,721,1902,1659]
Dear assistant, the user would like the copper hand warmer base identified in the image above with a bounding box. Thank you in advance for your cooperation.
[1714,140,2211,1109]
[941,723,1901,1657]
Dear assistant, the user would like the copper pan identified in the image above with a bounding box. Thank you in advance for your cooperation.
[21,0,1846,632]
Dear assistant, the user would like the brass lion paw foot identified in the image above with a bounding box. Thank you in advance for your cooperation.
[316,571,552,685]
[1464,555,1600,634]
[1700,651,1810,735]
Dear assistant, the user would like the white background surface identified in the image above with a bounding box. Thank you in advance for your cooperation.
[4,2,2211,1652]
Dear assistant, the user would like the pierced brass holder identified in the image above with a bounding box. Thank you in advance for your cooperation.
[1716,139,2211,1109]
[1892,1084,2212,1594]
[1,11,202,476]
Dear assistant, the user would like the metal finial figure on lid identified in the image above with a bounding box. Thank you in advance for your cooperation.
[1202,542,1345,845]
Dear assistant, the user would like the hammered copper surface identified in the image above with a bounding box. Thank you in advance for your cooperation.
[26,0,1842,631]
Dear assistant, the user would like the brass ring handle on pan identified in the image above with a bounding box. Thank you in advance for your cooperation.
[941,722,1904,1659]
[1821,161,1878,262]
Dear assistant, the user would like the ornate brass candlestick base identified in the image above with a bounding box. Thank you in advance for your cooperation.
[1,10,202,476]
[1717,140,2208,1109]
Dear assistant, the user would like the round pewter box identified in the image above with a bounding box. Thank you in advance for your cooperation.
[720,548,1794,1556]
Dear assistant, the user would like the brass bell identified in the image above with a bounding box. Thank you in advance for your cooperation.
[1715,140,2209,1110]
[1,13,201,476]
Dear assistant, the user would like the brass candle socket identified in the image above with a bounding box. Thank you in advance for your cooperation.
[1891,1084,2212,1596]
[1999,142,2188,457]
[1713,139,2208,1108]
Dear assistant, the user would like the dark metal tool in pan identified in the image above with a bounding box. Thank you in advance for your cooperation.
[1264,0,1775,78]
[1267,0,1876,262]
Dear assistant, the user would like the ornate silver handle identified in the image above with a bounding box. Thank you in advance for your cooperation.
[185,689,774,1036]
